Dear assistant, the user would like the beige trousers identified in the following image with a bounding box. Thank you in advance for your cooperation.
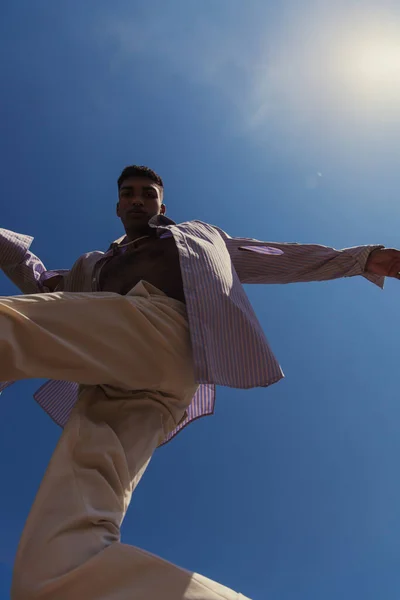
[0,281,250,600]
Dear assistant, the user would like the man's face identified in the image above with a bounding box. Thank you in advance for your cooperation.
[116,176,165,228]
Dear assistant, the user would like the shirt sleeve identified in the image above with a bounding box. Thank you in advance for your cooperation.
[0,228,68,294]
[223,233,385,288]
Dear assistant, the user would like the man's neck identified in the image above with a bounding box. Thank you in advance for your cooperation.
[124,224,152,242]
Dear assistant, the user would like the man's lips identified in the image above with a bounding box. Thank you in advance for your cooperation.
[127,209,146,217]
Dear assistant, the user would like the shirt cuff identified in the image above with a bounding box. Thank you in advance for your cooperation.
[343,244,385,289]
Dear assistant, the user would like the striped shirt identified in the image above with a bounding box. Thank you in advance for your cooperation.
[0,216,384,444]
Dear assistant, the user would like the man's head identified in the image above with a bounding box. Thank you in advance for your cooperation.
[116,165,165,234]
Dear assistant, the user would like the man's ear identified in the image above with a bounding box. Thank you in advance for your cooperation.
[160,204,166,215]
[116,202,120,217]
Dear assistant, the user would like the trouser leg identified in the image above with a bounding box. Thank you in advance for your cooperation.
[0,285,192,392]
[3,283,250,599]
[11,386,249,599]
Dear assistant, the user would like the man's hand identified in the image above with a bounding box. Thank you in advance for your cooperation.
[365,248,400,279]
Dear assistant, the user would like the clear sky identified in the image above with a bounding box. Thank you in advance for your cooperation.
[1,1,400,598]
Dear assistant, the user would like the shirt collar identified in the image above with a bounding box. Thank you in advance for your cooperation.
[109,214,176,249]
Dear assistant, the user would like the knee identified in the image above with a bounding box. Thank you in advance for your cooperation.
[11,580,34,600]
[11,565,45,600]
[11,580,51,600]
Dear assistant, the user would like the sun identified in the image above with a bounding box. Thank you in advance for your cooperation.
[329,16,400,113]
[333,13,400,103]
[350,37,400,86]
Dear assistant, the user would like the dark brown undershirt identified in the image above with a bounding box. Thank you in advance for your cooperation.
[98,235,185,303]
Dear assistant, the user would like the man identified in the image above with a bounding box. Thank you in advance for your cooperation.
[1,165,399,600]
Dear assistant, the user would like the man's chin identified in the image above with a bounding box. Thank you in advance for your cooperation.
[128,211,147,219]
[126,213,149,225]
[123,215,151,233]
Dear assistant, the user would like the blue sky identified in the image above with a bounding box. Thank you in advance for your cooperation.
[1,1,400,598]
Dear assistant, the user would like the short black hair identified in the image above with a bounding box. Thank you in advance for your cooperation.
[117,165,163,189]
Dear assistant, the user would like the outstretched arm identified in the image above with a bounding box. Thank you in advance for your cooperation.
[221,230,386,288]
[0,228,68,294]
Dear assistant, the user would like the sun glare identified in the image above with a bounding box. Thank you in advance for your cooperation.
[248,8,400,140]
[333,16,400,106]
[349,37,400,86]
